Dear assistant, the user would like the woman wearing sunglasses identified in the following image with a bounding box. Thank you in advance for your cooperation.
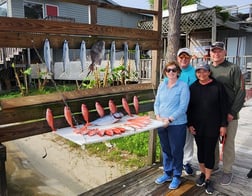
[154,61,190,190]
[187,62,228,194]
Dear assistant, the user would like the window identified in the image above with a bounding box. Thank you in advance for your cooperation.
[46,4,58,17]
[0,2,7,16]
[24,1,43,19]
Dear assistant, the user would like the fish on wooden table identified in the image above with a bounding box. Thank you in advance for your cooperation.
[122,97,132,116]
[46,108,56,131]
[95,101,105,117]
[43,39,52,73]
[108,99,117,114]
[90,112,124,126]
[80,40,86,72]
[133,95,139,114]
[81,103,90,125]
[64,106,75,128]
[87,40,105,76]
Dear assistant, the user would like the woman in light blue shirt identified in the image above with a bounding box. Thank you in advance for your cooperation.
[154,61,190,190]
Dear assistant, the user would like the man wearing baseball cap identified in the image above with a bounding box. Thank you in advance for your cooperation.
[210,41,246,185]
[177,48,197,175]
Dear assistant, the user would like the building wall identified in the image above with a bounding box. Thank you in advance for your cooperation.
[8,0,148,27]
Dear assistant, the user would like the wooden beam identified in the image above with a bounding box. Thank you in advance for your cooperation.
[0,83,153,110]
[0,32,159,50]
[0,17,159,49]
[0,17,158,40]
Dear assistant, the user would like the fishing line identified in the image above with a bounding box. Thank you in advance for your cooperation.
[31,40,79,126]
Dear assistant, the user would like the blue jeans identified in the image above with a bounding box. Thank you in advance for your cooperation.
[158,124,187,177]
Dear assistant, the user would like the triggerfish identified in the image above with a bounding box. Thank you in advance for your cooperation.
[87,40,105,76]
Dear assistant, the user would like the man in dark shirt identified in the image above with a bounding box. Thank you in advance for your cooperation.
[210,41,246,186]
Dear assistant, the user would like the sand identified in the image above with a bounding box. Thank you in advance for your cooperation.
[4,132,133,195]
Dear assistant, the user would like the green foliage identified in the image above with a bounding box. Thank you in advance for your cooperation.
[148,0,201,10]
[215,6,230,22]
[85,131,161,168]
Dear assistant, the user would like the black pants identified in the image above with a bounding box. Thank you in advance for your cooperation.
[194,136,218,169]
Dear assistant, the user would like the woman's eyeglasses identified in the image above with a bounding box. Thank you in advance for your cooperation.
[165,68,177,73]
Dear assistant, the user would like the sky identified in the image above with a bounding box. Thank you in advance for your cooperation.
[113,0,251,11]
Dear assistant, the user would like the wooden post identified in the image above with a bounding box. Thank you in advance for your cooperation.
[0,144,7,196]
[147,129,157,165]
[147,111,158,165]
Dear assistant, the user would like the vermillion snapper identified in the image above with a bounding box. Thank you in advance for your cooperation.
[87,40,105,76]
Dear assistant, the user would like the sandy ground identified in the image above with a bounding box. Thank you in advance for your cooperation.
[4,132,133,195]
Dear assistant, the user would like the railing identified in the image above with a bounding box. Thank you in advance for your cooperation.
[139,55,252,83]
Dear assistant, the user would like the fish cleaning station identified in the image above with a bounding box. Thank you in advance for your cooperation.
[0,0,252,196]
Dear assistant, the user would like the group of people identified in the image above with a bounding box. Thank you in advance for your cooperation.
[154,42,246,194]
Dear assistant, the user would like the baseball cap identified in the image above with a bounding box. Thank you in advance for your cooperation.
[177,48,192,56]
[210,42,225,50]
[195,62,210,71]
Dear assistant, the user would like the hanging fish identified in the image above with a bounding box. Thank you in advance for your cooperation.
[124,42,129,68]
[80,40,86,72]
[122,97,132,117]
[43,39,52,73]
[87,40,105,77]
[95,101,105,117]
[110,41,116,71]
[62,40,70,73]
[46,108,56,132]
[133,95,139,114]
[135,43,140,72]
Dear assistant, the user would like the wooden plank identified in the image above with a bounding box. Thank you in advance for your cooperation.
[0,83,154,110]
[0,90,154,142]
[0,32,159,50]
[0,92,154,125]
[166,181,195,196]
[0,17,159,49]
[0,17,158,39]
[79,165,162,196]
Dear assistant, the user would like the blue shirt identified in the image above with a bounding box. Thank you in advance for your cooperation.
[154,80,190,125]
[164,64,196,86]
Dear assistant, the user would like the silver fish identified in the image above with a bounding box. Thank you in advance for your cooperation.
[124,42,128,68]
[62,40,70,73]
[43,39,52,73]
[87,40,105,76]
[110,41,116,71]
[91,112,124,126]
[135,43,140,72]
[80,40,86,72]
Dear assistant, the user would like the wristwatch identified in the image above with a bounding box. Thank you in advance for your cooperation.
[168,118,173,123]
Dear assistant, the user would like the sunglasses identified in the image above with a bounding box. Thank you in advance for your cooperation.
[165,68,177,73]
[179,55,190,59]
